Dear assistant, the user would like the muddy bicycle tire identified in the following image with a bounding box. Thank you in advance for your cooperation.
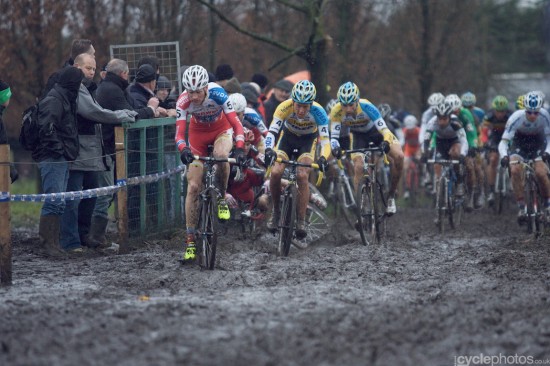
[198,189,219,270]
[278,184,297,256]
[356,177,375,246]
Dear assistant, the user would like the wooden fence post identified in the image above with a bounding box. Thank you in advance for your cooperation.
[115,127,129,253]
[0,145,12,286]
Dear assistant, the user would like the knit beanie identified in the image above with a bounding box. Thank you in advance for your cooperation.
[215,64,234,81]
[135,64,156,83]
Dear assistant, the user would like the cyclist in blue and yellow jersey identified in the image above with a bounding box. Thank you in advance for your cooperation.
[499,91,550,221]
[445,93,483,210]
[330,82,404,215]
[264,80,331,239]
[481,95,513,206]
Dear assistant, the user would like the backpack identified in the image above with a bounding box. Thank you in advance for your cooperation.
[19,103,39,151]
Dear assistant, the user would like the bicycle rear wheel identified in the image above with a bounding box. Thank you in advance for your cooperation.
[292,204,330,248]
[373,180,385,244]
[526,184,536,235]
[278,185,297,256]
[356,177,375,246]
[198,189,219,270]
[337,181,355,229]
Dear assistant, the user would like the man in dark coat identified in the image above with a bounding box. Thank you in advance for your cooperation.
[90,58,157,245]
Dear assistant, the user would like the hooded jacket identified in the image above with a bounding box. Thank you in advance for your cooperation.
[32,68,83,162]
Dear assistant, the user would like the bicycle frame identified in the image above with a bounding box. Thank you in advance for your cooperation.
[427,158,462,233]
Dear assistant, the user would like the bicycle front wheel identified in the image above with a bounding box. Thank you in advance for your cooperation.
[278,185,297,256]
[356,177,375,246]
[436,177,447,234]
[198,189,219,270]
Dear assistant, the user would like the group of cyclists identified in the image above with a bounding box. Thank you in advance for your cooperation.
[174,64,550,263]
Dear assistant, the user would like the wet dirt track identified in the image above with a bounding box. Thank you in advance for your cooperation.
[1,205,550,366]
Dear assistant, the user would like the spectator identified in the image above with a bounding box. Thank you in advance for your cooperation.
[0,80,18,183]
[91,58,156,246]
[264,79,293,124]
[42,39,95,99]
[156,75,177,111]
[138,56,160,82]
[59,54,136,254]
[249,75,268,120]
[215,63,242,93]
[128,64,166,232]
[33,67,84,258]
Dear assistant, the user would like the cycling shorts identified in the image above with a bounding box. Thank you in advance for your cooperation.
[275,128,317,161]
[189,124,233,157]
[509,133,546,160]
[435,137,459,160]
[404,144,420,158]
[349,129,383,159]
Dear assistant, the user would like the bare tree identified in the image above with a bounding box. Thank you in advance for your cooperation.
[194,0,333,104]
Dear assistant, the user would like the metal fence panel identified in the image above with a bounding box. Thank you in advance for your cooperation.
[110,41,182,96]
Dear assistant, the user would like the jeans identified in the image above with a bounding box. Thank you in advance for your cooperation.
[93,156,114,220]
[59,170,99,250]
[38,157,70,216]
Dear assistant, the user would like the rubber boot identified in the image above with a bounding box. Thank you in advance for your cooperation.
[83,216,110,249]
[39,215,67,258]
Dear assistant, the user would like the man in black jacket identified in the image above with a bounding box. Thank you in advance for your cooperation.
[33,67,83,258]
[91,58,158,244]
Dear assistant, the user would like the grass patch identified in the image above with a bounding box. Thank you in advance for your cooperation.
[10,178,41,229]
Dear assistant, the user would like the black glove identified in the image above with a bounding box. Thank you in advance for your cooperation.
[265,148,277,166]
[380,140,390,154]
[234,147,246,166]
[332,146,342,159]
[543,152,550,163]
[180,147,194,165]
[317,156,329,174]
[500,156,510,168]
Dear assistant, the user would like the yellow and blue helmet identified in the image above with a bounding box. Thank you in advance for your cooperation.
[291,80,316,104]
[337,82,360,105]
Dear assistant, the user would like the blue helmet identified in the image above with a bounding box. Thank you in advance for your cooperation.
[291,80,316,104]
[524,91,544,112]
[461,92,476,107]
[337,82,360,105]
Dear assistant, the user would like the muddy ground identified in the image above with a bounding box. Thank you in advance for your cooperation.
[1,204,550,366]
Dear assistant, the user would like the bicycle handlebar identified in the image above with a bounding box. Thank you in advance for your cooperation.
[426,159,460,165]
[343,147,384,155]
[274,157,320,170]
[193,155,237,164]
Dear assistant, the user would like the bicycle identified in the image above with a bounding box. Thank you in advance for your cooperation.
[194,154,237,270]
[328,158,357,229]
[344,145,388,246]
[427,157,465,234]
[267,154,322,257]
[510,159,546,237]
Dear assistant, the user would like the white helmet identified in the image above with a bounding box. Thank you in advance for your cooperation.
[182,65,209,91]
[435,101,453,116]
[445,94,462,111]
[403,115,418,129]
[427,92,445,107]
[524,91,544,112]
[228,93,247,113]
